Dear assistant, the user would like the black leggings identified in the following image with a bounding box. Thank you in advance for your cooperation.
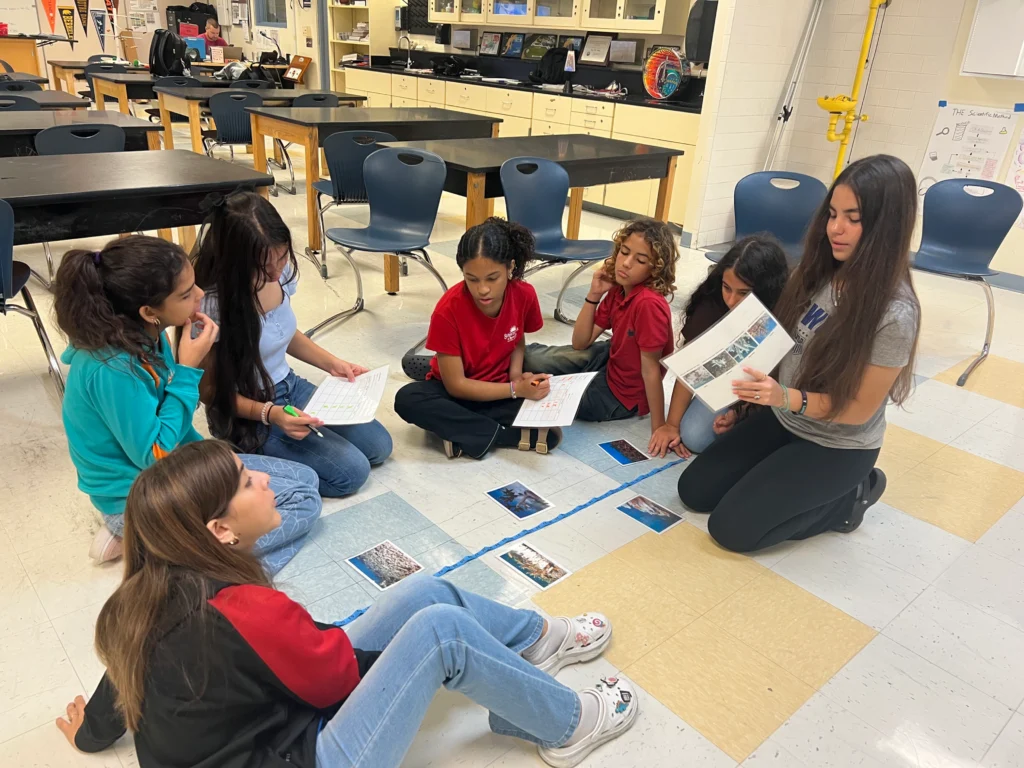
[677,408,878,552]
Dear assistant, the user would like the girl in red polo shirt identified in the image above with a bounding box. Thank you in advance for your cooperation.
[395,218,557,459]
[525,219,678,443]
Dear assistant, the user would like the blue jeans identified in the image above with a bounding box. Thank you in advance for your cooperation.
[315,576,581,768]
[263,371,393,497]
[101,453,320,575]
[679,399,726,454]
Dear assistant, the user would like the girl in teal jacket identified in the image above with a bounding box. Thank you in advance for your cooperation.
[53,236,321,572]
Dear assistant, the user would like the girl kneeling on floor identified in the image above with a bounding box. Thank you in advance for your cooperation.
[57,439,637,768]
[524,218,679,446]
[193,191,392,497]
[53,236,321,572]
[649,235,789,458]
[677,154,921,552]
[395,217,558,459]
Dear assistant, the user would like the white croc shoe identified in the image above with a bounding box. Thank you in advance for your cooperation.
[538,676,639,768]
[535,613,612,676]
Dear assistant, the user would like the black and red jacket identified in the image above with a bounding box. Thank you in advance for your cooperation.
[76,575,379,767]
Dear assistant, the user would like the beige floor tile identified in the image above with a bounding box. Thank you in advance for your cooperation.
[614,522,766,614]
[705,571,876,689]
[934,355,1024,408]
[532,553,699,668]
[884,444,1024,541]
[876,424,945,481]
[625,616,816,762]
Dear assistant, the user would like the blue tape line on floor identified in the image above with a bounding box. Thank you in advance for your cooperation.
[332,457,687,627]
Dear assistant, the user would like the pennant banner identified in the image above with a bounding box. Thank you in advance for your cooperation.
[91,9,106,50]
[103,0,116,33]
[58,6,76,46]
[74,0,89,36]
[43,0,57,33]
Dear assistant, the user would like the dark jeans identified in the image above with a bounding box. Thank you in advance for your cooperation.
[524,341,635,423]
[677,408,878,552]
[394,379,523,459]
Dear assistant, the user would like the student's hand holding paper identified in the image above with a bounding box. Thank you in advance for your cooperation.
[732,366,784,407]
[515,372,551,401]
[327,357,369,382]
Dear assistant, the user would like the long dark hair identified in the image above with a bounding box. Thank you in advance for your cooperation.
[95,440,271,731]
[456,217,534,280]
[192,192,298,453]
[775,154,920,417]
[683,234,789,331]
[53,236,188,370]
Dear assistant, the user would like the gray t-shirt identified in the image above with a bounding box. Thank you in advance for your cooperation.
[774,281,918,450]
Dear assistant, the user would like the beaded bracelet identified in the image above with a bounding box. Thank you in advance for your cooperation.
[780,384,791,411]
[260,401,274,425]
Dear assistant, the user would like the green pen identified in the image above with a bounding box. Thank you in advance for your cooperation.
[283,404,324,438]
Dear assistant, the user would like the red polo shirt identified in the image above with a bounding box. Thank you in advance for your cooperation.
[426,280,543,383]
[594,284,673,416]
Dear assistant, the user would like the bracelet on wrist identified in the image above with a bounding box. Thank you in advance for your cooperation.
[798,389,808,415]
[780,385,790,411]
[260,401,274,425]
[510,381,517,400]
[584,297,600,306]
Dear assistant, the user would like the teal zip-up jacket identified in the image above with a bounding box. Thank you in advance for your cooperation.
[60,333,204,516]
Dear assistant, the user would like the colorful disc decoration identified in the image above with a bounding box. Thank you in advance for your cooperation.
[643,47,685,100]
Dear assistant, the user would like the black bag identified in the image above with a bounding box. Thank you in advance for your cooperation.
[188,2,217,19]
[149,29,187,76]
[529,48,570,85]
[238,64,279,86]
[431,55,466,77]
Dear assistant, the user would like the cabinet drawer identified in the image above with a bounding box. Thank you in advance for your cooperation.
[532,94,572,124]
[613,103,700,145]
[365,91,391,108]
[496,115,531,138]
[345,69,391,96]
[417,78,445,105]
[531,119,571,136]
[446,81,488,112]
[392,96,418,109]
[569,112,613,132]
[485,88,533,119]
[571,99,614,117]
[392,74,417,97]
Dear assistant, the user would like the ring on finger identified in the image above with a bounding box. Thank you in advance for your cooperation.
[755,394,761,400]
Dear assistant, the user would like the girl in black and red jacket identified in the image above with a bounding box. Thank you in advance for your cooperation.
[56,440,638,768]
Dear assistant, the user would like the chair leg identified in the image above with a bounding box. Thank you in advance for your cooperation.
[30,242,55,290]
[407,249,449,295]
[9,287,65,399]
[957,278,995,387]
[304,247,365,338]
[302,194,336,279]
[274,140,296,195]
[554,261,597,326]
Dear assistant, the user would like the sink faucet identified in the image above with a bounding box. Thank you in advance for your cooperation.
[399,34,412,70]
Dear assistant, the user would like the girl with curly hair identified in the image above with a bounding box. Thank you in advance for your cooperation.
[526,218,679,441]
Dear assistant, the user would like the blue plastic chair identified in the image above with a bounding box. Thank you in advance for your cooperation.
[306,130,396,278]
[0,60,12,73]
[501,156,615,325]
[0,95,40,111]
[292,92,340,107]
[205,90,262,156]
[707,171,827,265]
[231,80,272,90]
[79,62,127,101]
[88,54,118,63]
[0,80,41,92]
[145,76,202,124]
[35,124,127,155]
[912,178,1023,385]
[0,199,65,398]
[313,148,447,337]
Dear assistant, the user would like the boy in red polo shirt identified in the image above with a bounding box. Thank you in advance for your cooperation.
[525,219,678,442]
[395,218,559,459]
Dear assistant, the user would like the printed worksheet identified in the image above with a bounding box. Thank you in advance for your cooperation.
[513,372,599,428]
[661,295,793,411]
[302,366,389,425]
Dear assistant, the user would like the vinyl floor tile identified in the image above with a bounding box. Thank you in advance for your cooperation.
[934,355,1024,408]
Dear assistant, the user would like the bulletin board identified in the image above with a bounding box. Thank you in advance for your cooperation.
[917,102,1021,198]
[0,0,41,35]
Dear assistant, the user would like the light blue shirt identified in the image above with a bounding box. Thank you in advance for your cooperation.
[201,269,298,385]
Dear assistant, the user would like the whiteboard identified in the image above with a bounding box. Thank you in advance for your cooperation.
[1005,120,1024,230]
[0,0,41,35]
[961,0,1024,78]
[917,103,1020,198]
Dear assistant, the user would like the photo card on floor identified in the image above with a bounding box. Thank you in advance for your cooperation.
[499,541,572,590]
[486,480,554,520]
[599,438,651,465]
[616,494,683,534]
[347,540,423,590]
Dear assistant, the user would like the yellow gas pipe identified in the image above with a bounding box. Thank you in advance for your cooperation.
[817,0,888,179]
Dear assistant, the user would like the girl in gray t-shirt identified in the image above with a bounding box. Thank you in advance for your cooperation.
[678,154,921,553]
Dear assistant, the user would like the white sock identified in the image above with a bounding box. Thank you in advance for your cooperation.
[522,616,570,665]
[561,690,601,748]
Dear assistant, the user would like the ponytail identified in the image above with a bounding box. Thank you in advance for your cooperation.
[53,235,188,367]
[456,217,535,280]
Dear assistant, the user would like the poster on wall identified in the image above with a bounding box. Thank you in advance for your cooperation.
[104,0,116,31]
[91,9,106,49]
[74,0,89,36]
[58,6,76,44]
[42,0,57,32]
[1006,120,1024,230]
[918,102,1019,198]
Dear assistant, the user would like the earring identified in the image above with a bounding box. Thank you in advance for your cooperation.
[229,536,239,546]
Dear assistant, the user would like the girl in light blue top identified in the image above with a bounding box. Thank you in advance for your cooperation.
[194,192,392,497]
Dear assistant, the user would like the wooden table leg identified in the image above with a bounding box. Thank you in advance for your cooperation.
[115,84,131,116]
[466,172,489,230]
[653,156,678,222]
[51,66,64,92]
[157,228,174,242]
[65,71,77,94]
[158,93,175,150]
[302,127,320,252]
[384,254,401,294]
[146,131,161,151]
[177,225,198,254]
[566,188,584,239]
[188,100,205,154]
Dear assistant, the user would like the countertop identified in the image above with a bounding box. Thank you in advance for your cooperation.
[342,64,702,115]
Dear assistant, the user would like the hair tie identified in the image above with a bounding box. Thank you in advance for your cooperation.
[92,251,102,266]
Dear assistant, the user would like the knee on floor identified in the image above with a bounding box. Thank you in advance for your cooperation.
[707,509,759,553]
[676,468,716,514]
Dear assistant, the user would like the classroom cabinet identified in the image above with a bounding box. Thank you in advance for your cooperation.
[534,0,582,27]
[486,0,535,25]
[579,0,687,33]
[431,0,683,31]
